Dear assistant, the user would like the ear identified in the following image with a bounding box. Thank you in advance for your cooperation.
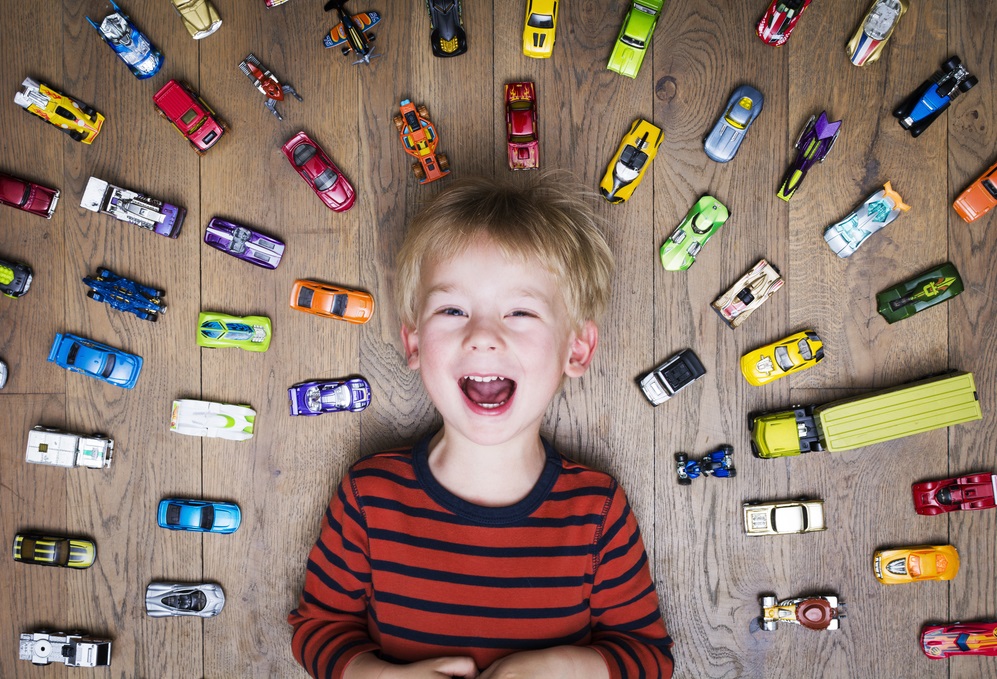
[564,321,598,378]
[400,324,420,370]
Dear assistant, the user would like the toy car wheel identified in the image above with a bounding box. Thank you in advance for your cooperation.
[910,123,927,138]
[412,163,426,181]
[728,468,737,477]
[86,290,97,299]
[438,153,450,171]
[143,312,157,322]
[67,129,85,141]
[942,56,962,72]
[156,106,169,120]
[959,76,979,92]
[417,104,430,120]
[762,619,778,631]
[367,32,376,42]
[393,114,404,132]
[793,115,814,149]
[761,595,777,608]
[341,46,350,56]
[677,477,692,486]
[675,452,687,463]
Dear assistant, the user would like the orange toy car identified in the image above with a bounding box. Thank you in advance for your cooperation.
[873,544,959,585]
[394,99,450,184]
[953,158,997,223]
[289,279,373,324]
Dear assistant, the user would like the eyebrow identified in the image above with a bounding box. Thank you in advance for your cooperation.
[424,283,552,302]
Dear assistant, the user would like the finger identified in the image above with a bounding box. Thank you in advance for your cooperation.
[432,656,479,678]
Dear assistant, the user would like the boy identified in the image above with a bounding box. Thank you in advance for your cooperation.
[289,176,673,678]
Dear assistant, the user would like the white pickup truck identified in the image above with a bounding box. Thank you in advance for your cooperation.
[25,426,114,469]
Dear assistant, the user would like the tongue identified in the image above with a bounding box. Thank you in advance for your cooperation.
[463,378,514,405]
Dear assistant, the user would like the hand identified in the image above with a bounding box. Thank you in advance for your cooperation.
[477,647,608,679]
[344,653,479,679]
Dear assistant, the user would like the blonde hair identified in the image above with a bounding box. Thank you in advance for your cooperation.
[395,174,615,330]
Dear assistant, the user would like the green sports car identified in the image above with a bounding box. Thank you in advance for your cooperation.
[660,196,730,271]
[196,311,272,352]
[607,0,664,79]
[876,262,963,324]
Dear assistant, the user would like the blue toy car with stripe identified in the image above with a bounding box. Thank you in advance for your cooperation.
[47,333,143,389]
[86,1,164,79]
[893,56,978,138]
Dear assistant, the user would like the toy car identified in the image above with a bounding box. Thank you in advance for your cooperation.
[600,119,663,203]
[921,621,997,658]
[711,259,783,329]
[0,171,59,219]
[80,176,185,238]
[0,257,33,298]
[760,594,844,631]
[704,85,764,163]
[894,56,978,138]
[0,359,7,389]
[157,498,241,534]
[846,0,908,67]
[639,348,706,406]
[153,79,226,154]
[47,333,143,389]
[675,446,735,485]
[912,473,997,515]
[14,77,104,144]
[25,426,114,469]
[756,0,813,46]
[86,1,163,78]
[204,217,285,269]
[953,157,997,223]
[266,0,291,6]
[777,111,841,201]
[426,0,467,57]
[824,181,911,257]
[197,311,272,352]
[19,632,111,667]
[743,498,826,536]
[146,582,225,618]
[290,279,374,323]
[170,0,222,39]
[740,330,824,386]
[659,196,730,271]
[607,0,664,78]
[523,0,558,58]
[282,131,356,211]
[873,544,959,584]
[170,399,255,441]
[394,100,451,184]
[876,261,963,324]
[13,533,96,569]
[83,268,166,321]
[505,82,539,170]
[289,377,371,416]
[239,53,302,120]
[323,1,380,65]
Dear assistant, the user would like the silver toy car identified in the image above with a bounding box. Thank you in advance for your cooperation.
[704,85,764,163]
[19,631,111,667]
[824,181,910,257]
[639,349,706,406]
[145,582,225,618]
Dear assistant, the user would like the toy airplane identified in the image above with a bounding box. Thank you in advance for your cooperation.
[323,0,380,65]
[238,53,302,120]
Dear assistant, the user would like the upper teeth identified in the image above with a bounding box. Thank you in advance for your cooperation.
[465,375,503,382]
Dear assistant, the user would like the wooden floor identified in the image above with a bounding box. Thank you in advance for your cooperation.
[1,1,995,677]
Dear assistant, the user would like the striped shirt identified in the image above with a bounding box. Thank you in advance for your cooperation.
[288,437,674,678]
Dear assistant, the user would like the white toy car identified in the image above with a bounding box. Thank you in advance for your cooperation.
[170,399,255,440]
[711,259,784,329]
[824,181,910,257]
[19,631,111,667]
[146,582,225,617]
[25,426,114,469]
[743,498,826,536]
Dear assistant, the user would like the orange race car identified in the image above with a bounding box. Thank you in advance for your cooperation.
[953,157,997,223]
[289,279,373,324]
[394,99,450,184]
[873,544,959,585]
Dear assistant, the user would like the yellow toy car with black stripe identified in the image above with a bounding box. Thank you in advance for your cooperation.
[600,119,664,203]
[523,0,558,58]
[873,545,959,585]
[14,78,104,144]
[740,329,823,386]
[197,312,272,352]
[13,533,96,569]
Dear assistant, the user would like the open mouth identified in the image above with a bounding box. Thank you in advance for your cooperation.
[459,375,516,409]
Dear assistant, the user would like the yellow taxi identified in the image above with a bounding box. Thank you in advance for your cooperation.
[874,545,959,585]
[523,0,558,58]
[740,329,823,386]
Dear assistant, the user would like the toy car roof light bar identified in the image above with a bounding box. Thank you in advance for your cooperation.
[81,177,185,238]
[19,631,111,667]
[894,56,978,138]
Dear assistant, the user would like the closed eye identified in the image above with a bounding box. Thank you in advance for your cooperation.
[508,310,538,318]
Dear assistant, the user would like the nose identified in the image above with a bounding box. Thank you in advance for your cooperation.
[462,316,503,351]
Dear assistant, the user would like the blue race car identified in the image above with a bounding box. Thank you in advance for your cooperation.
[86,1,164,79]
[83,268,166,321]
[893,56,978,138]
[47,333,143,389]
[157,499,241,534]
[288,377,371,416]
[675,446,736,485]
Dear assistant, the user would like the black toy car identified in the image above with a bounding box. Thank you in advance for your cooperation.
[894,56,978,138]
[426,0,467,57]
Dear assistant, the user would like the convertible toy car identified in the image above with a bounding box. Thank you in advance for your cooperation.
[0,171,59,219]
[204,217,285,269]
[47,333,143,389]
[711,259,783,329]
[740,330,824,386]
[874,544,960,584]
[659,196,730,271]
[607,0,664,79]
[876,261,963,324]
[83,268,166,322]
[25,426,114,469]
[894,56,978,138]
[704,85,764,163]
[639,348,706,406]
[288,377,371,416]
[19,632,111,668]
[777,111,841,201]
[921,621,997,658]
[239,53,301,121]
[86,1,163,78]
[170,399,255,441]
[600,118,663,203]
[824,181,911,257]
[197,311,272,352]
[760,594,844,631]
[743,498,826,536]
[756,0,813,46]
[13,533,96,569]
[0,257,33,298]
[675,446,735,485]
[912,473,996,515]
[153,79,226,154]
[282,131,356,211]
[14,77,104,144]
[395,100,451,184]
[290,279,374,323]
[523,0,558,58]
[953,157,997,223]
[323,0,380,65]
[426,0,467,57]
[157,498,241,534]
[146,582,225,618]
[80,176,185,238]
[846,0,908,67]
[170,0,222,39]
[505,82,539,170]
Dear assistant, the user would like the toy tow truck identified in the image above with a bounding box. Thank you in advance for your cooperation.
[19,631,112,667]
[80,176,185,238]
[25,426,114,469]
[83,268,166,321]
[394,99,450,184]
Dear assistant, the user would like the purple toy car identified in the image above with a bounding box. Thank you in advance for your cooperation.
[288,377,371,416]
[776,111,842,202]
[80,176,184,238]
[204,217,285,269]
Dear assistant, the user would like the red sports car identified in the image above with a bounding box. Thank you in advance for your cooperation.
[756,0,813,46]
[282,131,355,212]
[0,171,59,219]
[912,473,996,515]
[505,81,538,170]
[921,621,997,658]
[153,79,226,154]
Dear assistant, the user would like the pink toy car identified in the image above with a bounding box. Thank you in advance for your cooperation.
[757,0,814,46]
[281,131,355,212]
[505,81,538,170]
[921,621,997,658]
[153,79,226,154]
[912,473,996,515]
[0,171,59,219]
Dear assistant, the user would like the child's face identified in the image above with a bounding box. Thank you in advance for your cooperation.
[401,237,597,448]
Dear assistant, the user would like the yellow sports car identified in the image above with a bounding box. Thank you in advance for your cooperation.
[873,545,959,585]
[600,119,664,204]
[740,329,823,386]
[13,533,96,569]
[14,78,104,144]
[523,0,558,58]
[170,0,222,39]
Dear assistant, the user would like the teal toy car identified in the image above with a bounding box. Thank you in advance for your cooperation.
[660,196,730,271]
[876,262,963,324]
[607,0,664,79]
[196,311,272,352]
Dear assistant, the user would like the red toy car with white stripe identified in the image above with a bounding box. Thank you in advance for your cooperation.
[756,0,813,46]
